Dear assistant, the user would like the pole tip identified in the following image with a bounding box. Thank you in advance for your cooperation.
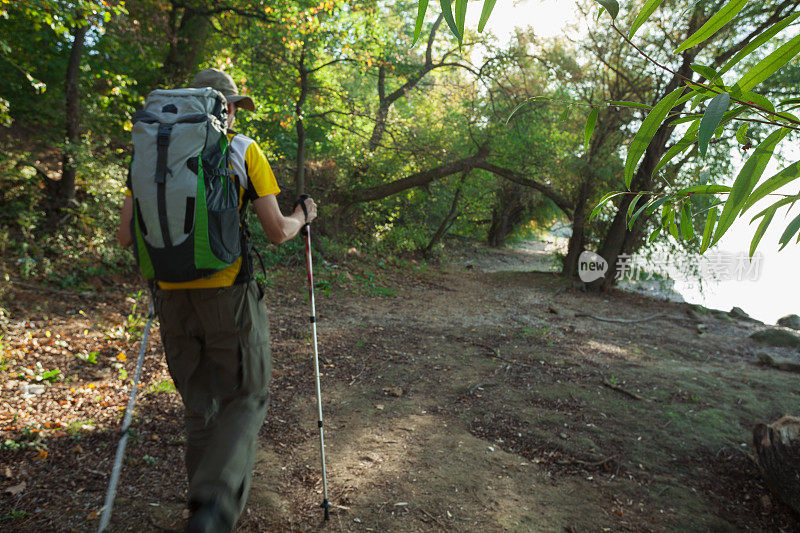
[322,498,331,520]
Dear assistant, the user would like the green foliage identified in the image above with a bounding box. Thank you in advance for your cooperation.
[439,0,461,43]
[577,0,800,256]
[734,33,800,94]
[64,418,95,435]
[412,0,430,44]
[624,87,685,188]
[0,147,133,286]
[594,0,620,20]
[11,0,798,286]
[629,0,664,38]
[75,350,98,364]
[584,108,598,152]
[477,0,497,33]
[713,128,788,245]
[124,290,148,338]
[18,361,61,381]
[673,0,747,54]
[698,93,729,157]
[719,12,800,75]
[350,271,397,298]
[147,379,177,395]
[1,510,30,521]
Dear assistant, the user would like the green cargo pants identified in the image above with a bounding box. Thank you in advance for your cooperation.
[154,280,271,530]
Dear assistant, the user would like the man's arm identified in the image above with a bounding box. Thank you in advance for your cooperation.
[117,196,133,247]
[253,195,317,244]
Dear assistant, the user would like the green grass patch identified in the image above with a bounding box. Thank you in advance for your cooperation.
[147,379,177,394]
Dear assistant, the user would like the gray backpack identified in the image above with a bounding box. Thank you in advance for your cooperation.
[128,88,243,282]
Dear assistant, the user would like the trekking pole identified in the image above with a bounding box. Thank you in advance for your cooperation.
[97,299,156,533]
[296,195,331,521]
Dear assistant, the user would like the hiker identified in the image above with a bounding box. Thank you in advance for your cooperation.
[117,68,317,532]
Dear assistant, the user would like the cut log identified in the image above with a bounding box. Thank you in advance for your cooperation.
[752,415,800,514]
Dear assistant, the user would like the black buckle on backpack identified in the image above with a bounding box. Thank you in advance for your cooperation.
[157,123,172,146]
[155,123,173,186]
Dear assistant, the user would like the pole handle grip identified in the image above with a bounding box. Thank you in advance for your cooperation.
[295,194,310,236]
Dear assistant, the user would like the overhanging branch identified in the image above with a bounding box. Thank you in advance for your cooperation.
[338,151,487,207]
[473,161,574,218]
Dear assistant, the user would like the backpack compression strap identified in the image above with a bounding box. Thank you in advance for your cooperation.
[155,123,173,247]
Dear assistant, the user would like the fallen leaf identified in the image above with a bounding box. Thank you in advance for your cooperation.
[117,352,127,362]
[4,467,11,478]
[375,404,384,410]
[6,481,26,495]
[34,449,48,462]
[72,445,83,454]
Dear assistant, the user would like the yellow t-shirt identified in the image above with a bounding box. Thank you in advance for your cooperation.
[128,133,280,289]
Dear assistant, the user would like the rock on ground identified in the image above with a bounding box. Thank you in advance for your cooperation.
[729,306,761,323]
[776,314,800,331]
[749,328,800,350]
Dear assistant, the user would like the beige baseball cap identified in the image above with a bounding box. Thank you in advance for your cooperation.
[191,68,255,112]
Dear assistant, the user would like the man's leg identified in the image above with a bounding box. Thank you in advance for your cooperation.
[184,409,217,484]
[186,281,272,529]
[154,288,217,486]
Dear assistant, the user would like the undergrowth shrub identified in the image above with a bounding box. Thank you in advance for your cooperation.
[0,143,133,289]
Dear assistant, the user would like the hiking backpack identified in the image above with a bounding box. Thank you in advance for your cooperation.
[128,88,243,282]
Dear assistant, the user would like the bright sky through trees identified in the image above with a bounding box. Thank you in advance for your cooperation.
[466,0,582,42]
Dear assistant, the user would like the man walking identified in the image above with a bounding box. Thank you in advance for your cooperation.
[117,68,317,532]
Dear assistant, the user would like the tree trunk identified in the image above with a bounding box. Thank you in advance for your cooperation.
[422,174,466,257]
[349,15,443,183]
[592,121,673,290]
[487,184,526,247]
[591,1,795,283]
[295,47,308,197]
[160,4,213,87]
[368,66,390,152]
[562,179,591,278]
[589,7,705,290]
[59,18,88,203]
[752,415,800,514]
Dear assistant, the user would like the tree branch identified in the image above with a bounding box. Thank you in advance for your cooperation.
[473,161,574,218]
[338,150,488,207]
[170,0,277,22]
[306,57,354,74]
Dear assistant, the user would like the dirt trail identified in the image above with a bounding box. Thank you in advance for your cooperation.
[1,245,799,531]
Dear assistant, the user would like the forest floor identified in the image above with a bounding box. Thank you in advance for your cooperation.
[1,242,800,532]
